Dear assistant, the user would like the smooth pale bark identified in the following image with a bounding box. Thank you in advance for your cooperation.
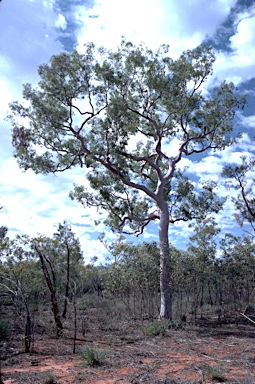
[158,201,172,319]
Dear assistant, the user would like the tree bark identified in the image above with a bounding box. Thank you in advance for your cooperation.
[34,245,63,336]
[62,240,70,319]
[158,201,172,319]
[24,300,32,353]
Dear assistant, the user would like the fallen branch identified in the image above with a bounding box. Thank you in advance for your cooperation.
[241,312,255,325]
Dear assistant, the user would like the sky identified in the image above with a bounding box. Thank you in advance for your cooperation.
[0,0,255,263]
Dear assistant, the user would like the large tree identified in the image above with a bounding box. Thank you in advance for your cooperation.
[9,41,244,319]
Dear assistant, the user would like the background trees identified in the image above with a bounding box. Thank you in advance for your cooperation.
[0,222,83,341]
[1,220,255,347]
[9,41,244,319]
[104,241,160,319]
[222,156,255,236]
[0,232,43,351]
[33,222,83,335]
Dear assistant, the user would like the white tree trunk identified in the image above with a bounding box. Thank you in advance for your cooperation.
[158,201,172,319]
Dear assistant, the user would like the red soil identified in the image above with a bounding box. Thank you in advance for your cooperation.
[1,320,255,383]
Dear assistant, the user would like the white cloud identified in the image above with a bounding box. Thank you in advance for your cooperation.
[190,156,223,180]
[0,157,111,262]
[238,114,255,130]
[55,14,67,30]
[1,0,255,259]
[160,0,236,49]
[75,0,237,56]
[75,0,163,51]
[213,11,255,84]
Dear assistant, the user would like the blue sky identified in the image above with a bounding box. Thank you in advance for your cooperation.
[0,0,255,262]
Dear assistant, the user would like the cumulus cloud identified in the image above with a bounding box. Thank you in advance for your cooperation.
[1,0,255,260]
[55,13,67,29]
[212,8,255,84]
[0,158,111,261]
[238,114,255,130]
[75,0,163,51]
[75,0,238,56]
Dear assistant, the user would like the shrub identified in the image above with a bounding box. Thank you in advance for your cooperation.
[44,370,57,384]
[141,320,170,336]
[169,318,185,329]
[201,364,226,382]
[80,345,107,367]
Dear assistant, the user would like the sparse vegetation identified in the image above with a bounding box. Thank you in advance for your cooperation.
[200,364,227,382]
[44,370,57,384]
[80,345,108,367]
[0,304,255,383]
[141,320,170,336]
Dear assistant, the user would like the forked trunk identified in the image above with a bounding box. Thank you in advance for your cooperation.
[35,245,63,336]
[158,202,172,319]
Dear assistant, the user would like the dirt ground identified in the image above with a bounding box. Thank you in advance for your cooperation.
[1,312,255,384]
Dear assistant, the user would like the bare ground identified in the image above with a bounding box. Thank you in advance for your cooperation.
[1,310,255,384]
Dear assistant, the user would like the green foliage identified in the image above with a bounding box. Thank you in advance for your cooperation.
[44,370,57,384]
[0,319,10,340]
[80,345,107,366]
[105,241,160,318]
[141,320,170,336]
[32,221,83,297]
[201,364,226,382]
[219,233,255,308]
[169,318,186,329]
[8,41,244,236]
[141,317,185,336]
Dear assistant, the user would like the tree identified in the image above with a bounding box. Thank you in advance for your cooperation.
[34,242,64,336]
[53,221,83,318]
[32,223,83,334]
[220,233,255,309]
[105,241,160,319]
[222,156,255,236]
[0,274,32,352]
[0,203,7,244]
[0,233,42,352]
[187,218,220,318]
[9,41,244,319]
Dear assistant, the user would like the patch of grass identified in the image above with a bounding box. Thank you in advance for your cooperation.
[44,370,57,384]
[141,320,170,336]
[80,345,107,367]
[201,364,227,382]
[169,318,186,329]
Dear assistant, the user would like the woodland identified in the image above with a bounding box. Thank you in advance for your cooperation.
[1,217,255,383]
[1,41,255,383]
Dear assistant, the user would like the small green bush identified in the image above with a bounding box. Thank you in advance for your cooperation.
[0,319,10,340]
[80,345,107,367]
[141,320,170,336]
[169,318,185,329]
[44,370,57,384]
[201,364,226,381]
